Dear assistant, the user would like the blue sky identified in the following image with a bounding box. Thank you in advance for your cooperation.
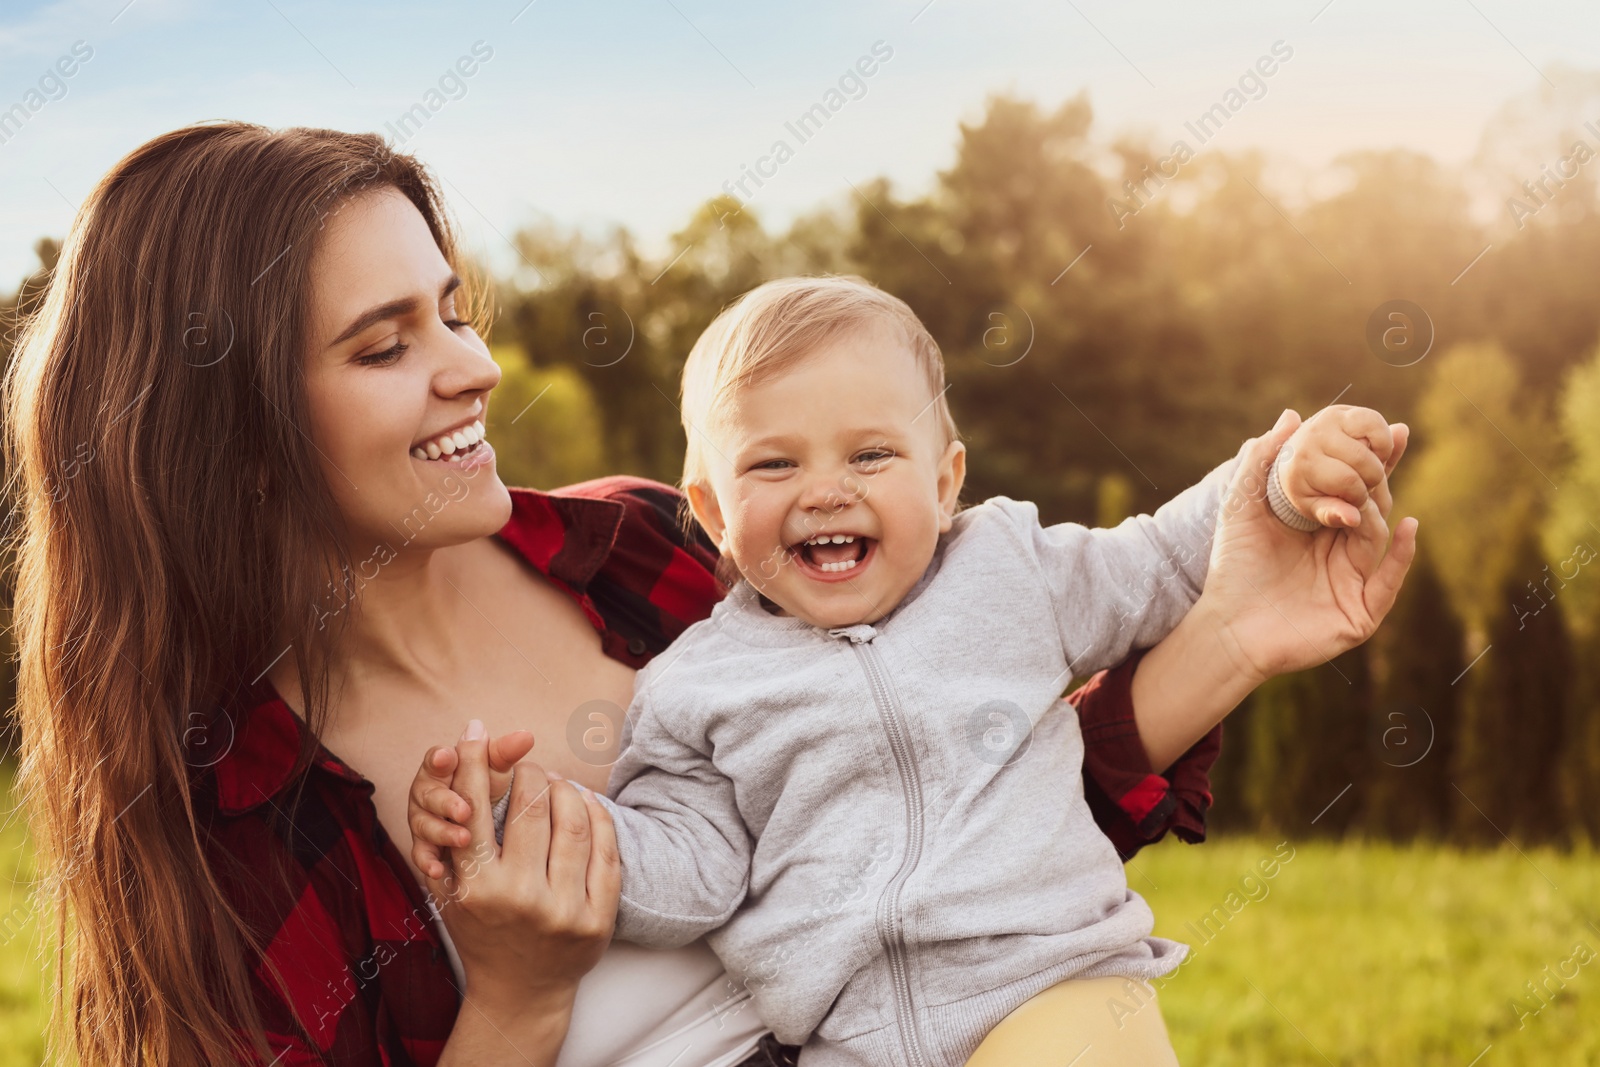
[2,0,1598,285]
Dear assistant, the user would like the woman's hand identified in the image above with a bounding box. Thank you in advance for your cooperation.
[1206,408,1417,684]
[410,721,621,1062]
[1129,408,1417,771]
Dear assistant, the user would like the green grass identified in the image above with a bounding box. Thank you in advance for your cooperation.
[1133,835,1600,1066]
[0,763,45,1067]
[0,766,1593,1066]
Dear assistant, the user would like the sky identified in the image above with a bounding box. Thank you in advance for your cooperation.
[2,0,1599,286]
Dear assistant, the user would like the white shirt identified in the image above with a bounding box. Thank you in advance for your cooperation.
[431,916,767,1067]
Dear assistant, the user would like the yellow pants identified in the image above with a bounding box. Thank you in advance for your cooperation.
[964,976,1180,1067]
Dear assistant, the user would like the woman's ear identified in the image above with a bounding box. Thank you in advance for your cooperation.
[686,481,730,553]
[936,440,967,532]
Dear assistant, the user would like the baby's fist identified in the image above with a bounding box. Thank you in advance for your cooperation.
[1272,405,1407,529]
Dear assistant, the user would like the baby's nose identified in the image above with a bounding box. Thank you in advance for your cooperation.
[798,470,864,513]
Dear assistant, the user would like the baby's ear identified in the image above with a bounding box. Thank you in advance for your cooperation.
[936,440,967,531]
[686,481,730,553]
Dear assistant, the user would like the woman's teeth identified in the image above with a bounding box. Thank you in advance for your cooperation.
[411,420,485,462]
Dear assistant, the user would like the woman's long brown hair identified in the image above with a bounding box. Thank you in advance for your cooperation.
[4,123,475,1065]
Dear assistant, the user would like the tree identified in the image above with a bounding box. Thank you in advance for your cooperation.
[483,346,608,491]
[1561,593,1600,846]
[0,238,60,751]
[503,197,845,483]
[1403,342,1555,640]
[1362,549,1465,840]
[1205,690,1260,834]
[1243,647,1372,839]
[1540,341,1600,638]
[1453,530,1571,844]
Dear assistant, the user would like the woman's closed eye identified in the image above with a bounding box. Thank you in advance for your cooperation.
[356,338,408,366]
[441,294,469,332]
[355,313,472,366]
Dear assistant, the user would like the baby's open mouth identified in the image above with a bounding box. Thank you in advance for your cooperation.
[794,533,872,573]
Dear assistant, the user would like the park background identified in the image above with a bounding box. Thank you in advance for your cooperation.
[4,1,1600,1064]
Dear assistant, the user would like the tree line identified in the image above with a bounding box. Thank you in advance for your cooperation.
[7,75,1600,844]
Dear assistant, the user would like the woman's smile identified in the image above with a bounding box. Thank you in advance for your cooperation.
[411,417,489,463]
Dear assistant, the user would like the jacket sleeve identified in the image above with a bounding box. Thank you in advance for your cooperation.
[995,439,1249,678]
[598,685,753,949]
[1070,646,1223,859]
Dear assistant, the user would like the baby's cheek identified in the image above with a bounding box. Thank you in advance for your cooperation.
[731,528,787,587]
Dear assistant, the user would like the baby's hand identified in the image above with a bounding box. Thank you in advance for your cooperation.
[407,724,534,880]
[1273,405,1408,529]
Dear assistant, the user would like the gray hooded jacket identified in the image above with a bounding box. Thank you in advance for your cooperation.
[512,443,1248,1066]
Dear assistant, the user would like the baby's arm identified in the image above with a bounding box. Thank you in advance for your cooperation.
[1006,405,1397,677]
[592,692,754,946]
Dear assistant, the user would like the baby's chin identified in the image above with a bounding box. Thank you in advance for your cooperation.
[745,572,909,630]
[788,600,886,630]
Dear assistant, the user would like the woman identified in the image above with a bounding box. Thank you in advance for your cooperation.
[4,122,1415,1066]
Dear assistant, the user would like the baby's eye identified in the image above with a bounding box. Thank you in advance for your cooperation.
[854,449,895,466]
[750,459,794,472]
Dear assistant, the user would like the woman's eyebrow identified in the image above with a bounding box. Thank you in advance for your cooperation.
[328,273,462,348]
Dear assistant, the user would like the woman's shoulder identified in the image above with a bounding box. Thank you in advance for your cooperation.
[502,477,727,664]
[543,473,685,508]
[505,476,717,569]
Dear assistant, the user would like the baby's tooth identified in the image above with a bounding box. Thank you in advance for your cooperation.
[425,441,442,460]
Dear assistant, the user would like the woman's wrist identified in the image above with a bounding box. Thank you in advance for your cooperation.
[1130,594,1268,772]
[439,983,577,1066]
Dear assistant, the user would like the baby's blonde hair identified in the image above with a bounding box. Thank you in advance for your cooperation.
[679,275,959,488]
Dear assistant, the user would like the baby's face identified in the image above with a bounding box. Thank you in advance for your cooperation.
[689,322,965,629]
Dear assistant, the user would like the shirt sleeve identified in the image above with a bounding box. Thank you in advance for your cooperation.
[1070,646,1223,860]
[598,685,753,949]
[991,439,1248,679]
[574,478,727,668]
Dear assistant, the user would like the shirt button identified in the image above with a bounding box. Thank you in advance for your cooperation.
[626,637,648,656]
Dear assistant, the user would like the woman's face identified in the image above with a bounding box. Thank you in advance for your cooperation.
[303,187,512,558]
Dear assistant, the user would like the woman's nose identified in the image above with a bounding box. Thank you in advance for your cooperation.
[437,336,502,399]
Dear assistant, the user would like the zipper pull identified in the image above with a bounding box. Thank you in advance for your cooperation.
[829,624,878,644]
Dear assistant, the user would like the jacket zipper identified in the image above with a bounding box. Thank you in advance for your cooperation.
[847,637,930,1067]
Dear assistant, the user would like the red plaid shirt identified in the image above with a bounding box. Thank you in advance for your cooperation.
[195,476,1221,1065]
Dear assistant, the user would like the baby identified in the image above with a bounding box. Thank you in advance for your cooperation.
[413,276,1393,1065]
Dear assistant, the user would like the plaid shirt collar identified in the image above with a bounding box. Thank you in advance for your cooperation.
[205,486,629,818]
